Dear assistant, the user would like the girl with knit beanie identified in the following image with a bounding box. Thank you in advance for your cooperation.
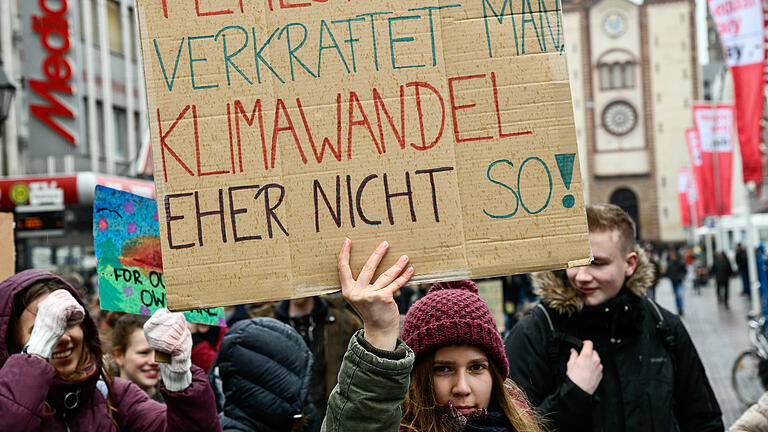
[321,240,547,432]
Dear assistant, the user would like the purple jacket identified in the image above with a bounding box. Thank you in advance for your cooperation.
[0,269,222,431]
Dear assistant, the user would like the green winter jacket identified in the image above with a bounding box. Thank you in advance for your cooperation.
[321,329,415,432]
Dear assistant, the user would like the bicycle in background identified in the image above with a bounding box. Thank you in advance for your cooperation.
[732,312,768,406]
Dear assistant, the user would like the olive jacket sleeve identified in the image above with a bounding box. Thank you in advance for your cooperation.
[321,329,414,432]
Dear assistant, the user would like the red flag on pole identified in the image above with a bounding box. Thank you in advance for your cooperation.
[689,177,703,227]
[678,168,692,227]
[693,104,734,215]
[707,0,765,184]
[686,128,714,217]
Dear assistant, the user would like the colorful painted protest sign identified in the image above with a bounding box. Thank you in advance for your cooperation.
[94,186,226,324]
[135,0,591,309]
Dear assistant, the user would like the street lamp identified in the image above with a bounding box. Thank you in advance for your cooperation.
[0,58,18,176]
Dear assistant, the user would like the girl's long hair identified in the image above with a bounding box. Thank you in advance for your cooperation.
[7,280,120,426]
[400,350,548,432]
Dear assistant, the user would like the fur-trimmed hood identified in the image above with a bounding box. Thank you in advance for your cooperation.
[532,246,655,316]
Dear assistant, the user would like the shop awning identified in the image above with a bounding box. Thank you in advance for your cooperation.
[0,172,155,210]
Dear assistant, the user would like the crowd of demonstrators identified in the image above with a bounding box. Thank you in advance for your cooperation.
[111,314,163,402]
[0,269,221,431]
[2,203,735,432]
[249,294,362,419]
[665,247,688,316]
[322,239,548,432]
[504,204,723,432]
[209,317,321,432]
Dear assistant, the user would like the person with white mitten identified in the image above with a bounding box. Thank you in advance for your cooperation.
[143,308,193,392]
[0,269,222,431]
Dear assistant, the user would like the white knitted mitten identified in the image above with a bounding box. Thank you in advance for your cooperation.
[144,308,193,392]
[25,290,84,360]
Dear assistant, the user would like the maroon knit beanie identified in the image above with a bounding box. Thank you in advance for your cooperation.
[401,280,509,378]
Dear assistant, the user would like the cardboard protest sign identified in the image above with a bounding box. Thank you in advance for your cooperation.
[94,186,226,324]
[0,213,14,282]
[136,0,591,309]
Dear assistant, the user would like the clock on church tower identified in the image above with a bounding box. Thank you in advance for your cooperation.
[602,11,628,38]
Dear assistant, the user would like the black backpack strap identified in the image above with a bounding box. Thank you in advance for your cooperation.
[644,295,664,323]
[644,296,677,370]
[535,304,583,364]
[536,303,555,333]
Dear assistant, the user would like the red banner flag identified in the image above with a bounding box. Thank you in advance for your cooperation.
[707,0,765,184]
[686,128,713,217]
[689,176,703,227]
[693,104,734,215]
[678,168,692,227]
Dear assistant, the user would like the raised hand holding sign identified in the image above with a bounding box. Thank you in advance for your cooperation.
[338,239,413,351]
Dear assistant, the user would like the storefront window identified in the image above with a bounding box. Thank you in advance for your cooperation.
[114,107,128,160]
[91,0,99,46]
[130,6,139,61]
[85,0,121,54]
[108,0,122,54]
[134,111,143,150]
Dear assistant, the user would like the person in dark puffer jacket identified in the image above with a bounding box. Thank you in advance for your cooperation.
[210,317,320,432]
[249,295,362,419]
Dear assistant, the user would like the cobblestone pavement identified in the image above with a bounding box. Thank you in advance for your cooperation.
[654,276,754,426]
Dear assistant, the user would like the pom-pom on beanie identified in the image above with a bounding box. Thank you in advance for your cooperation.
[401,280,509,378]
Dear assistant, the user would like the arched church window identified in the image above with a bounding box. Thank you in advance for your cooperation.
[623,62,635,88]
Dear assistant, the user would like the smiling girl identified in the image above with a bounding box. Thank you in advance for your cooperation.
[322,239,547,432]
[0,269,221,431]
[112,314,163,402]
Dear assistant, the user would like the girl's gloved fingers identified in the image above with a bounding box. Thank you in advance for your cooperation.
[45,289,81,306]
[64,304,85,327]
[37,290,84,329]
[39,289,82,312]
[166,326,192,358]
[144,308,190,355]
[178,327,192,356]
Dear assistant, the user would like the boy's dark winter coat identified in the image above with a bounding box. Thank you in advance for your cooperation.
[505,248,723,432]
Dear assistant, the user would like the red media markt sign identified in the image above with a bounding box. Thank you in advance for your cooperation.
[29,0,76,145]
